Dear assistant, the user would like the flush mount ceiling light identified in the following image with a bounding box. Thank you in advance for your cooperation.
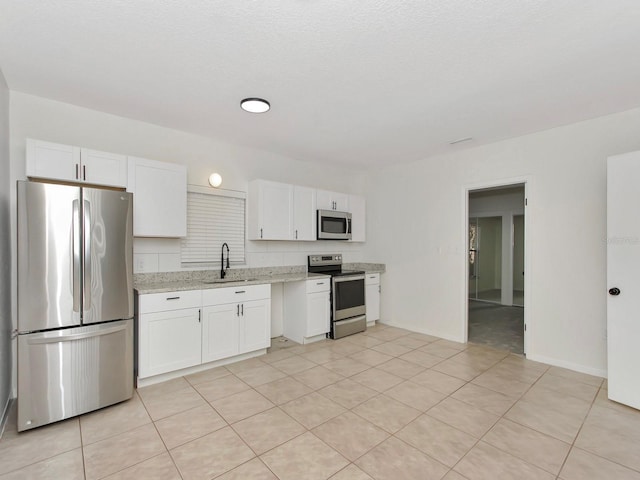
[208,173,223,188]
[240,98,270,113]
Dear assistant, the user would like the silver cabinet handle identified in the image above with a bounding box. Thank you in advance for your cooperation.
[83,164,86,181]
[75,163,79,179]
[237,304,240,316]
[166,296,180,300]
[378,285,381,293]
[295,230,298,239]
[241,303,244,316]
[198,309,201,323]
[317,282,325,285]
[235,290,245,294]
[260,228,263,239]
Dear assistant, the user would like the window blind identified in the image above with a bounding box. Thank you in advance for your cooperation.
[181,191,245,265]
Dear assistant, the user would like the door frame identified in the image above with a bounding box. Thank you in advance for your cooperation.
[462,176,532,355]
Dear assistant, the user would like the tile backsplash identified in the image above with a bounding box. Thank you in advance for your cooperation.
[133,237,367,274]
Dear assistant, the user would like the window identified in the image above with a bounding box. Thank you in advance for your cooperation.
[181,186,246,266]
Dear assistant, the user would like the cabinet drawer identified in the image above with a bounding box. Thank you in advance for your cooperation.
[202,284,270,306]
[365,273,380,286]
[138,290,202,313]
[306,278,330,294]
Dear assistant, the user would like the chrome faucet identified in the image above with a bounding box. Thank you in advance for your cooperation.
[221,243,230,278]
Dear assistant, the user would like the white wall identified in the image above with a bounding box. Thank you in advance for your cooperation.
[0,71,12,429]
[364,107,640,377]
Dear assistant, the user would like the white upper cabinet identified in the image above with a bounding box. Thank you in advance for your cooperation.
[349,194,366,242]
[316,189,349,211]
[127,156,187,237]
[249,180,365,242]
[81,148,128,187]
[292,185,316,241]
[26,139,127,188]
[248,180,293,240]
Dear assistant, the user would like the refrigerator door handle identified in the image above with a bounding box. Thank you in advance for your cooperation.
[83,199,92,312]
[26,322,129,344]
[72,199,81,313]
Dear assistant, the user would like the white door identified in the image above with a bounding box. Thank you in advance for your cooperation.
[202,303,239,363]
[139,308,201,378]
[307,291,330,337]
[240,299,270,353]
[259,181,293,240]
[293,185,316,240]
[607,151,640,409]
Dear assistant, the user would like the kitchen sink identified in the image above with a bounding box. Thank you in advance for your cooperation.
[202,278,260,284]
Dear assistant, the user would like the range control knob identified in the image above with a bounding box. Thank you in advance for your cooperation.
[609,287,621,296]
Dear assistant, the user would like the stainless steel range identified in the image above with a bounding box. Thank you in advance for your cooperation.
[308,254,366,339]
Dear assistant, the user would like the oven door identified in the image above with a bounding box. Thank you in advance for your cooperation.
[317,210,352,240]
[332,274,366,321]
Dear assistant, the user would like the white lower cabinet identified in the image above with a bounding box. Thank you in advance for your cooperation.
[137,284,270,381]
[201,303,239,363]
[138,290,202,378]
[365,273,380,325]
[201,284,271,364]
[283,278,331,344]
[240,299,271,352]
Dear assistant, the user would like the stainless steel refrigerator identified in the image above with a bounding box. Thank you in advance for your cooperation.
[17,181,134,431]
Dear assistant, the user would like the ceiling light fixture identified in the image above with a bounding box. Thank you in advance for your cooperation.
[449,137,473,145]
[208,173,223,188]
[240,98,270,113]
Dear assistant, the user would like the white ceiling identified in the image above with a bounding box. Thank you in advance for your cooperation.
[2,1,640,169]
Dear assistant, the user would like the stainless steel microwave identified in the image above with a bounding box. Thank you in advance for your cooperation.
[317,209,352,240]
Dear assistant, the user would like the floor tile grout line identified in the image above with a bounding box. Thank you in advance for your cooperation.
[556,384,640,476]
[5,327,624,480]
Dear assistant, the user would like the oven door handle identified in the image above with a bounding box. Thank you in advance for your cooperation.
[332,274,365,283]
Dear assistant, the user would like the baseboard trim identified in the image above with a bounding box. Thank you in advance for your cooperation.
[526,353,607,378]
[377,320,607,379]
[377,320,464,344]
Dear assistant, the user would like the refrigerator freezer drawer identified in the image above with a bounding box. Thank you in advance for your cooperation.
[18,319,134,431]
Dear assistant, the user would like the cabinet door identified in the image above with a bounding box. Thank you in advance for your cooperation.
[306,291,330,337]
[81,148,128,187]
[332,192,350,212]
[250,180,293,240]
[293,185,316,241]
[315,189,334,210]
[365,283,380,322]
[138,308,201,378]
[316,189,349,211]
[128,157,187,237]
[349,195,366,242]
[239,299,271,353]
[202,303,240,363]
[26,139,81,183]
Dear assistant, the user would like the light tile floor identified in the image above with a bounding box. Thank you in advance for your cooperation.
[2,324,639,479]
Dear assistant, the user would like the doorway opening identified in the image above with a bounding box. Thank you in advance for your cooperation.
[467,184,526,354]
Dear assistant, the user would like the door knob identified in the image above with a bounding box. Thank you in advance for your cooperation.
[609,287,621,296]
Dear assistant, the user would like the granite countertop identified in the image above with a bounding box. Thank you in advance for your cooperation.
[134,262,385,295]
[135,271,330,295]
